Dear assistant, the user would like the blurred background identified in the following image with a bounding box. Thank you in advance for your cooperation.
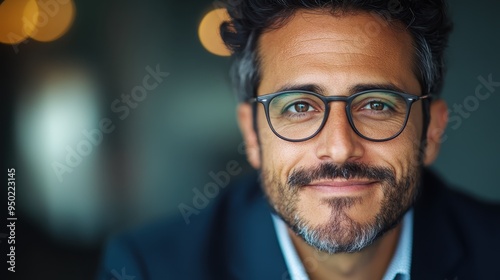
[1,0,499,279]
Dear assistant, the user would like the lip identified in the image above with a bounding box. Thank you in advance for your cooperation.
[303,180,378,194]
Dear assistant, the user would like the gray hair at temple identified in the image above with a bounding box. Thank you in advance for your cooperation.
[219,0,453,102]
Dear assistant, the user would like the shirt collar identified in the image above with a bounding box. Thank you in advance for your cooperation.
[272,209,414,280]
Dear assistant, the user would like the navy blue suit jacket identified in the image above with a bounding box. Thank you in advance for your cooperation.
[98,169,500,279]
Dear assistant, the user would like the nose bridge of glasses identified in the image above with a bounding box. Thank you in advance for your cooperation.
[323,95,350,108]
[315,98,361,162]
[323,94,351,120]
[321,98,354,135]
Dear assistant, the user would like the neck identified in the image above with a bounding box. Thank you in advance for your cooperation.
[289,223,402,280]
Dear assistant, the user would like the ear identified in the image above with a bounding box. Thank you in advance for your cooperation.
[237,103,261,169]
[423,99,448,166]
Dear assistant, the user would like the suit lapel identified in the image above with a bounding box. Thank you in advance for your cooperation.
[411,170,465,279]
[224,176,289,279]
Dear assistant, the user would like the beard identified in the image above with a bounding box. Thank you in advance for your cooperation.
[261,160,421,254]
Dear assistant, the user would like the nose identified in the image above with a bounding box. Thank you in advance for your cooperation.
[315,102,364,164]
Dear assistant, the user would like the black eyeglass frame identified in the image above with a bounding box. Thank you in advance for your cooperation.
[249,89,433,142]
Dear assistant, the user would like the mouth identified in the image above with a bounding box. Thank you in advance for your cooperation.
[303,180,378,194]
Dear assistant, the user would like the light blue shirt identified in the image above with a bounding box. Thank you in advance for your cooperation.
[272,209,414,280]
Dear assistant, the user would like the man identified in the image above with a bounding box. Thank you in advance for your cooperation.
[99,0,500,279]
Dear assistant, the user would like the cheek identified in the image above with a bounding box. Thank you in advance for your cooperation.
[402,102,425,164]
[396,110,424,176]
[256,107,284,170]
[260,139,303,182]
[362,108,423,181]
[256,107,310,180]
[406,101,424,141]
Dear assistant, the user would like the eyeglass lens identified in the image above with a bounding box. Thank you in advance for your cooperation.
[267,91,408,141]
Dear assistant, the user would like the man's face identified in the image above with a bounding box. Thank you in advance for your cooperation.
[238,10,447,253]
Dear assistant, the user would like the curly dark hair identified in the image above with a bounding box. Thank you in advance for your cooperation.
[220,0,453,102]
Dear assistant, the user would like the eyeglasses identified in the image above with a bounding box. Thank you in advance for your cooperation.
[250,89,432,142]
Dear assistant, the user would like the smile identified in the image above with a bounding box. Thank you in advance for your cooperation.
[303,180,378,194]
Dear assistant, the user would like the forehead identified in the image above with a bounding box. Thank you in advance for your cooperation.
[257,9,420,95]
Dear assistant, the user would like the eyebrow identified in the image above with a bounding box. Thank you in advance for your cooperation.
[273,83,407,96]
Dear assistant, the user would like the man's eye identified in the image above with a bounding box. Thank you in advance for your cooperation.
[287,102,314,113]
[364,101,388,111]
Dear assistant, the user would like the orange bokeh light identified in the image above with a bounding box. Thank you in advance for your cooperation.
[26,0,76,42]
[0,0,39,44]
[198,8,231,57]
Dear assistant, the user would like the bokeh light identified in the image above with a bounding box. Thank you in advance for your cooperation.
[27,0,76,42]
[198,8,231,57]
[15,62,105,244]
[0,0,39,44]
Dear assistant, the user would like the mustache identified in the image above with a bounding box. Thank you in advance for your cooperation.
[287,162,395,188]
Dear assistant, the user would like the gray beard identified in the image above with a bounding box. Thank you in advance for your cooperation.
[261,161,421,254]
